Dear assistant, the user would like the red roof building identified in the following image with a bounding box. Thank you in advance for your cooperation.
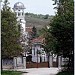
[31,36,45,45]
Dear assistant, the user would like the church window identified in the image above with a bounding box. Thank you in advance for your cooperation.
[18,13,20,16]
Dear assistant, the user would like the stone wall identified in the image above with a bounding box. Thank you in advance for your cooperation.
[2,58,14,69]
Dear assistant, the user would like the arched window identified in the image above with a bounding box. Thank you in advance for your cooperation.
[18,12,20,16]
[22,12,23,15]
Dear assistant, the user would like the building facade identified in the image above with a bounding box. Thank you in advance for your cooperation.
[31,36,48,63]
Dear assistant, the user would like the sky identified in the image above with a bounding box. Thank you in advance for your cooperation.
[2,0,57,15]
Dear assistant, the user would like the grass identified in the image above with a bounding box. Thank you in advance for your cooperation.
[56,71,74,75]
[1,70,22,75]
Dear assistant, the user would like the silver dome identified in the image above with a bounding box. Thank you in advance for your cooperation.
[13,2,25,10]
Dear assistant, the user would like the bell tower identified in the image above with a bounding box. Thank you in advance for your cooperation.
[13,2,26,32]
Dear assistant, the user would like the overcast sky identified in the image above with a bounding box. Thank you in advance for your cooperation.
[2,0,57,15]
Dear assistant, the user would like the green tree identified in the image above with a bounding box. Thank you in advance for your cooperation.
[49,0,74,72]
[32,26,37,38]
[38,26,57,67]
[44,14,49,19]
[38,26,55,53]
[1,0,22,58]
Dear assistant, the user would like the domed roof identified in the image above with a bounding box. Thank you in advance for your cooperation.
[13,2,25,10]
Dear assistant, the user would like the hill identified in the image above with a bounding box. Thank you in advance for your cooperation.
[25,13,54,30]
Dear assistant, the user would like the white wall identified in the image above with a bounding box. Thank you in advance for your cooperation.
[32,44,48,63]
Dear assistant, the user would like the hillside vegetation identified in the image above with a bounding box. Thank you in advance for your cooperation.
[25,12,54,30]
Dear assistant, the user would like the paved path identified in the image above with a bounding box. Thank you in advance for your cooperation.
[14,68,60,75]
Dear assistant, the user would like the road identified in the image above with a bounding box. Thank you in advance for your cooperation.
[14,68,60,75]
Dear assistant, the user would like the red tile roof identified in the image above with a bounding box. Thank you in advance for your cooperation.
[31,36,45,44]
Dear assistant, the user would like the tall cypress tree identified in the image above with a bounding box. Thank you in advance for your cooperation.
[32,26,37,38]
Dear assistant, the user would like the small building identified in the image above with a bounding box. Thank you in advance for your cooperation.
[31,36,48,63]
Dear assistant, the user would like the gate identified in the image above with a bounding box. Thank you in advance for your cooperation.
[26,55,48,68]
[26,55,62,68]
[26,62,48,68]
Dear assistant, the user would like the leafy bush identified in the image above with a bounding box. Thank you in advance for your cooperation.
[56,71,74,75]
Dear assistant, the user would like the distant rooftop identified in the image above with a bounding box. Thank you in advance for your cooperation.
[31,36,45,45]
